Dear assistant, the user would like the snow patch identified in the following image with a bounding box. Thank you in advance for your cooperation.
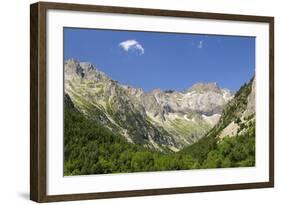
[222,89,233,101]
[202,114,221,125]
[185,91,196,96]
[184,114,191,121]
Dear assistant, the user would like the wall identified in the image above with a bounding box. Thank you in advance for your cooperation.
[0,0,279,204]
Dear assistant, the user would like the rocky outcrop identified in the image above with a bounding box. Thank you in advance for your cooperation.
[217,77,255,139]
[244,77,255,117]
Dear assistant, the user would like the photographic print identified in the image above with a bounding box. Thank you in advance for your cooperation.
[30,2,274,202]
[63,28,256,176]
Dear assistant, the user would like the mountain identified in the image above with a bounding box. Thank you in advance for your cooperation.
[63,59,256,175]
[209,76,255,140]
[181,76,255,166]
[64,59,234,152]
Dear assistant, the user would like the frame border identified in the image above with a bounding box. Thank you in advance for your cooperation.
[30,1,274,202]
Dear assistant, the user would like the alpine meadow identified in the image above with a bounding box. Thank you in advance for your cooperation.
[63,28,256,176]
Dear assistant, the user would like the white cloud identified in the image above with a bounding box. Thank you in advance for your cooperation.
[119,39,144,55]
[198,40,204,49]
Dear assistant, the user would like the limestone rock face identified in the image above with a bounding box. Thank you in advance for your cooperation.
[218,77,256,139]
[244,77,256,116]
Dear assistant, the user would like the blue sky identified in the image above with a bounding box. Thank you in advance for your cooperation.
[64,28,255,92]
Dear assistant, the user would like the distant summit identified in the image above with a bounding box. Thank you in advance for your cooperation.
[188,82,221,93]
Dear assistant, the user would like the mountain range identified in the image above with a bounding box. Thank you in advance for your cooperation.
[64,59,255,152]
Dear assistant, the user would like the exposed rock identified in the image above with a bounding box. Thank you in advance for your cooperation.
[217,77,255,139]
[188,82,221,93]
[244,77,255,117]
[219,121,239,138]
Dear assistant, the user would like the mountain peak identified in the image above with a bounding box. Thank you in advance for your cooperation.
[121,85,144,96]
[187,82,221,93]
[66,59,96,77]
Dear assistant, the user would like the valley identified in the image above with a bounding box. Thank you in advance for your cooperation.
[63,59,256,175]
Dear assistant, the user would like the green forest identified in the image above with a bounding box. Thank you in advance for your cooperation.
[64,98,255,176]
